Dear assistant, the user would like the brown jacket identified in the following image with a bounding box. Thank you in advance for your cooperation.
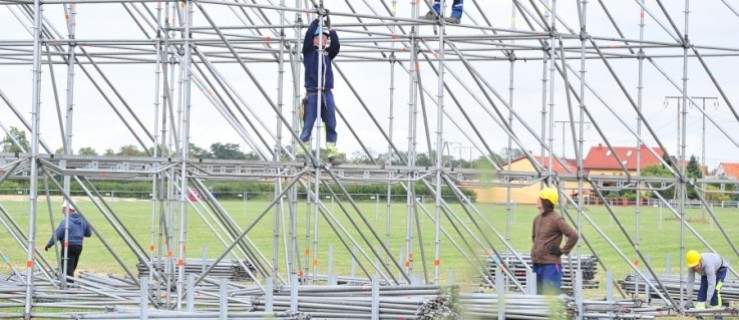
[531,209,579,264]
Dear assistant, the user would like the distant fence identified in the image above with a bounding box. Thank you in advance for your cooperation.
[0,189,472,203]
[2,188,736,207]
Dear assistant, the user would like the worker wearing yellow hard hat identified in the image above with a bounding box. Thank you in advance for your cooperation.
[683,250,729,315]
[530,187,578,295]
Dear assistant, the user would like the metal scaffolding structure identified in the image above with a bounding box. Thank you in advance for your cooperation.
[0,0,738,318]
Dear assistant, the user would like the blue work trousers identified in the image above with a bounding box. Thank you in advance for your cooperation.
[433,0,464,19]
[533,263,562,295]
[697,266,727,307]
[300,90,337,144]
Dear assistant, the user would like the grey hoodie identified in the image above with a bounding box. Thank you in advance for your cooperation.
[47,213,92,246]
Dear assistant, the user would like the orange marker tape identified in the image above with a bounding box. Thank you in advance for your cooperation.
[26,261,33,268]
[312,259,318,266]
[149,245,155,252]
[178,259,184,266]
[305,249,310,256]
[434,259,440,266]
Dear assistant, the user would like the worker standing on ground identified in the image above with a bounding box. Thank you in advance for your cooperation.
[421,0,464,24]
[298,7,341,165]
[45,200,92,283]
[530,187,579,295]
[684,250,729,315]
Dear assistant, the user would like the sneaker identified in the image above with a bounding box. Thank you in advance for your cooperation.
[444,16,460,24]
[421,10,438,20]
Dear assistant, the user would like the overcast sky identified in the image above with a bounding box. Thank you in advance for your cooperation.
[0,0,737,170]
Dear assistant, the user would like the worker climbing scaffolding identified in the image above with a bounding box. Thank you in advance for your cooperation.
[297,4,342,166]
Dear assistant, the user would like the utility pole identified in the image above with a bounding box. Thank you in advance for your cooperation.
[665,96,716,206]
[665,96,716,172]
[554,120,590,159]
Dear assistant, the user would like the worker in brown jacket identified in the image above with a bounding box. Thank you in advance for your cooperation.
[531,187,579,295]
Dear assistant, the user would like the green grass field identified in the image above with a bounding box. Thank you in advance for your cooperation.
[0,197,737,298]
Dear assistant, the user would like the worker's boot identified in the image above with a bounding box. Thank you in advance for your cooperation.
[326,143,342,166]
[295,144,307,161]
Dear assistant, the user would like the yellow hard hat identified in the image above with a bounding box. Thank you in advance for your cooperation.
[686,250,701,267]
[539,187,559,206]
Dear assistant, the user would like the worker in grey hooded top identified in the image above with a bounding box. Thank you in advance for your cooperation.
[684,250,729,312]
[45,201,92,282]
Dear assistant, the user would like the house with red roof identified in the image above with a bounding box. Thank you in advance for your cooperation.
[583,144,665,175]
[716,162,739,179]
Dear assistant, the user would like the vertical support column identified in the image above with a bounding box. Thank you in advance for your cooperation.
[150,0,165,301]
[678,0,691,306]
[327,245,336,285]
[575,270,583,319]
[496,267,505,320]
[635,0,646,305]
[505,0,518,288]
[24,0,43,318]
[526,268,537,295]
[371,276,380,320]
[290,274,298,312]
[176,0,194,310]
[432,0,448,285]
[405,0,419,278]
[576,2,588,318]
[546,0,558,180]
[265,277,274,312]
[62,2,77,202]
[219,278,227,320]
[310,3,326,284]
[350,245,357,278]
[186,274,194,312]
[385,0,398,266]
[141,277,149,320]
[539,0,551,180]
[272,0,287,281]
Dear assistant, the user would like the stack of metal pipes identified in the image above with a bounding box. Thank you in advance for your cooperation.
[484,253,600,292]
[621,274,739,301]
[137,258,256,281]
[0,271,311,319]
[458,292,566,319]
[573,298,667,319]
[250,284,453,319]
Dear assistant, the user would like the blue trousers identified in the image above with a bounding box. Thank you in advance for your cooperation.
[300,91,337,144]
[433,0,464,19]
[533,263,562,295]
[697,267,727,306]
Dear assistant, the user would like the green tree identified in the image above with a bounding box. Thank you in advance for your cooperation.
[686,155,703,199]
[189,143,212,159]
[104,148,116,156]
[118,145,147,156]
[1,127,30,153]
[642,164,675,200]
[210,143,246,160]
[687,155,703,179]
[78,147,98,155]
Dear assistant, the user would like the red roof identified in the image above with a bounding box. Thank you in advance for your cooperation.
[509,154,577,174]
[583,144,664,171]
[718,162,739,178]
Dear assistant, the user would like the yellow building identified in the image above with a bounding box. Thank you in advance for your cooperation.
[474,155,578,205]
